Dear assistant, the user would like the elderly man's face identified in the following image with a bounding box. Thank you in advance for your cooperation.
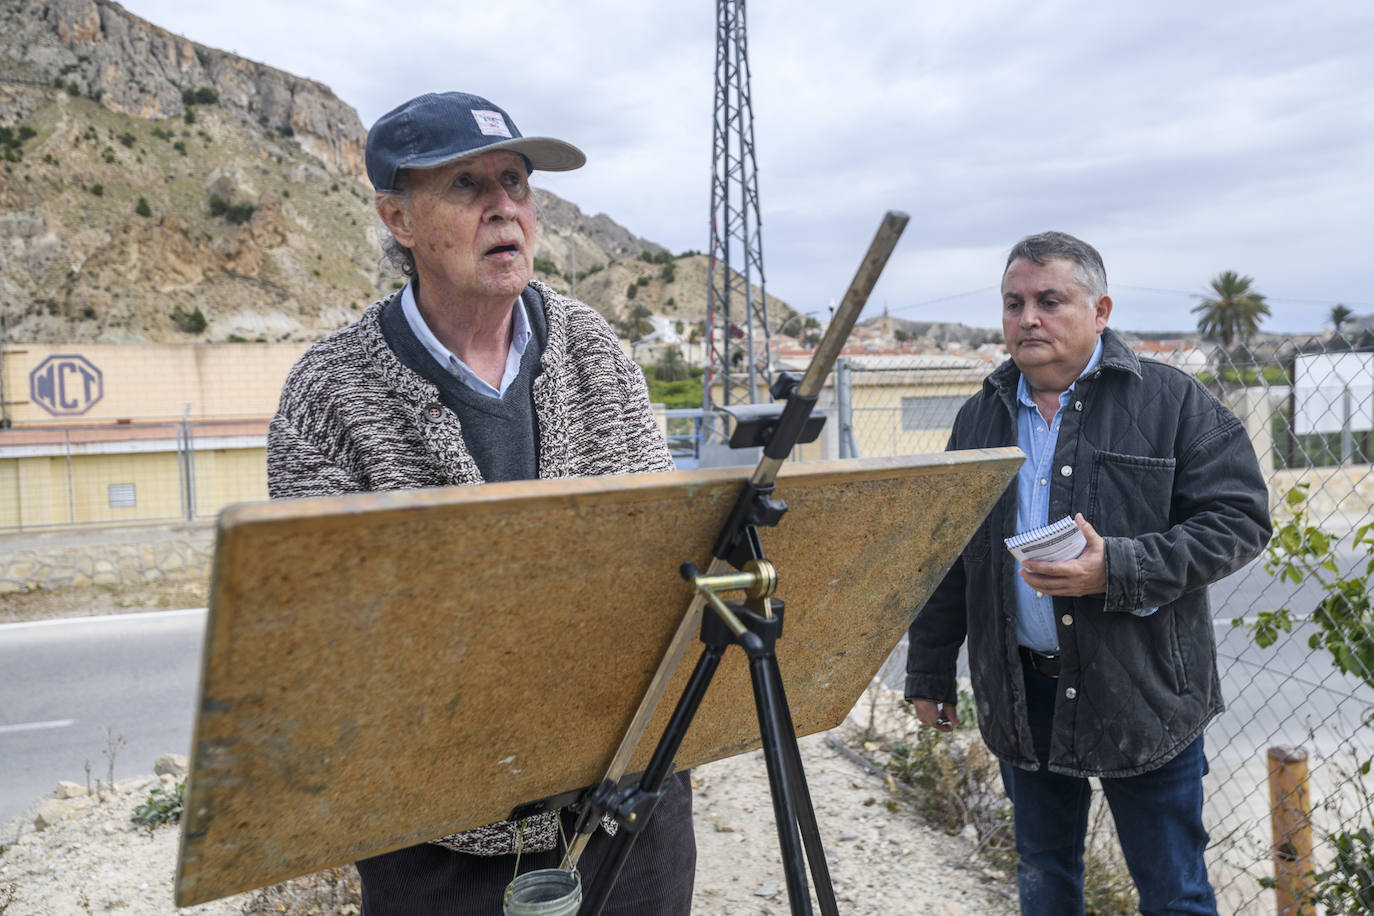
[1001,257,1110,390]
[385,150,536,308]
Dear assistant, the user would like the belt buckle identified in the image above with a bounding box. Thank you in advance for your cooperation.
[1023,647,1061,678]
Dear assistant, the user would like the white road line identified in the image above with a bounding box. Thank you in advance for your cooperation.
[0,608,206,632]
[0,718,76,735]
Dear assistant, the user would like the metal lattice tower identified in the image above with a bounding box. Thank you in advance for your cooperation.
[703,0,770,442]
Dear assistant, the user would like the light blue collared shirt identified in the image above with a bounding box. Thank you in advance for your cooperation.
[1012,337,1157,652]
[399,282,531,399]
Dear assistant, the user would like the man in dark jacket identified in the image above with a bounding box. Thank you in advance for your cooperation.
[905,231,1271,915]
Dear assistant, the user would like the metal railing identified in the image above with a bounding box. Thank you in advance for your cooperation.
[0,417,268,531]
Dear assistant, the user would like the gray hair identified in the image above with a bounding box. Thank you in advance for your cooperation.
[1004,231,1108,300]
[377,171,417,279]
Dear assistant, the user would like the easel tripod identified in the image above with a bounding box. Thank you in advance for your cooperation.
[562,211,910,915]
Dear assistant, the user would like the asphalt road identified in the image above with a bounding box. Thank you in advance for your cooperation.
[4,551,1372,824]
[0,609,205,825]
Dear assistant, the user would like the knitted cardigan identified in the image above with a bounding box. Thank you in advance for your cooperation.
[266,280,674,855]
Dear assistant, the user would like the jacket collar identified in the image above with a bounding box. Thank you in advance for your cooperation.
[983,326,1140,402]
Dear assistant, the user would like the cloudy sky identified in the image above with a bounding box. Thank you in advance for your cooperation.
[117,0,1374,334]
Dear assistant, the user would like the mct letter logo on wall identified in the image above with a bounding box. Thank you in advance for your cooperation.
[30,354,104,416]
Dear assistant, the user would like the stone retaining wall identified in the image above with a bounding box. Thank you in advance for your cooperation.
[0,524,214,594]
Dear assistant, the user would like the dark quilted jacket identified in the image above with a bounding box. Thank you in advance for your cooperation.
[905,328,1271,777]
[267,280,673,854]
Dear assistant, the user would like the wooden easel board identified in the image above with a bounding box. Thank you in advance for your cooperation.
[175,448,1021,905]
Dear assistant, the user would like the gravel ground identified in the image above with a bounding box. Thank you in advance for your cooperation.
[0,582,1016,915]
[0,698,1014,915]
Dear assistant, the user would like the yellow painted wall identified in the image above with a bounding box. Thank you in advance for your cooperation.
[0,446,269,529]
[1,343,306,423]
[849,384,982,458]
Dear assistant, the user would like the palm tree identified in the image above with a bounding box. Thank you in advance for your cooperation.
[656,346,689,382]
[1330,304,1354,335]
[1192,271,1271,348]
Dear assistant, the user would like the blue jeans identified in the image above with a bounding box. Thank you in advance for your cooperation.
[999,659,1217,916]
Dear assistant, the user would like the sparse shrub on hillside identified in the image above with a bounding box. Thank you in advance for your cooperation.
[0,126,35,151]
[182,87,219,106]
[135,197,151,218]
[66,81,80,96]
[636,275,650,287]
[660,262,676,283]
[117,131,135,148]
[183,109,195,125]
[170,306,206,334]
[625,283,637,300]
[208,194,254,224]
[151,127,173,141]
[172,140,187,155]
[89,183,103,196]
[533,257,559,275]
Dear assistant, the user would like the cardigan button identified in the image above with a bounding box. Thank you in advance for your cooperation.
[1060,465,1073,477]
[1074,400,1083,411]
[1061,614,1074,626]
[1064,687,1077,700]
[425,403,444,421]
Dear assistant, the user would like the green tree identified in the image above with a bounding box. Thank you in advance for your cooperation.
[1192,271,1270,348]
[1331,304,1355,334]
[656,347,689,382]
[627,304,654,340]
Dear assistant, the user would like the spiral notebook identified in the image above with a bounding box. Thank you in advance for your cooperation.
[1004,516,1086,563]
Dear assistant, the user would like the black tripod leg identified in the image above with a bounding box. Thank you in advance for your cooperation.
[580,643,726,916]
[749,653,815,916]
[767,655,839,916]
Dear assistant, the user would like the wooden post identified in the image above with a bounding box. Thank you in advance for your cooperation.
[1268,745,1315,915]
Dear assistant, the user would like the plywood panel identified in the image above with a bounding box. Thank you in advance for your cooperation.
[176,448,1021,905]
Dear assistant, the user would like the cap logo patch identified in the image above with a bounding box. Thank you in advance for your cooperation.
[472,110,512,138]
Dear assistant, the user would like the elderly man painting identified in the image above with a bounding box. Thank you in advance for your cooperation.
[267,91,695,915]
[905,231,1271,915]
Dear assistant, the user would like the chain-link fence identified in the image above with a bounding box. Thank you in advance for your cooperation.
[0,417,268,531]
[841,340,1374,913]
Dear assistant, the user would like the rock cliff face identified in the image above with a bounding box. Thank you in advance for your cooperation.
[0,0,787,344]
[5,0,364,176]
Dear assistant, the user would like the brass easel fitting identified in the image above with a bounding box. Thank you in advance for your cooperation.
[690,559,777,599]
[689,559,778,632]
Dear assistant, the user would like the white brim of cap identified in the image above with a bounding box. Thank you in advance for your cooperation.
[406,136,587,173]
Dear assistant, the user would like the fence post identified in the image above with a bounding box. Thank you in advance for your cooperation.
[180,405,196,521]
[1268,745,1314,915]
[835,358,857,459]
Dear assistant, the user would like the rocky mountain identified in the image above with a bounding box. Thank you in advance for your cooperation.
[0,0,790,344]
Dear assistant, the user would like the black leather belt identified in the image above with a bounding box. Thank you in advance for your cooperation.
[1019,646,1062,678]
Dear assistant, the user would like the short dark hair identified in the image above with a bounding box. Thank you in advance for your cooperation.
[1004,231,1107,299]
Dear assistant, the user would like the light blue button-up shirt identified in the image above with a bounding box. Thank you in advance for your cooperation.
[399,282,531,399]
[1013,337,1101,653]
